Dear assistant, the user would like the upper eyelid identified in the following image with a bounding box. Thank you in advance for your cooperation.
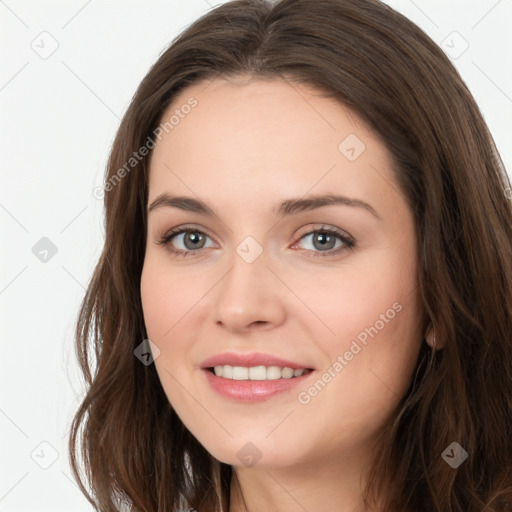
[162,224,216,243]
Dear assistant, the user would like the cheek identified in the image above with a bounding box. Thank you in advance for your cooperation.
[140,257,210,382]
[306,246,421,392]
[140,266,170,340]
[297,249,417,342]
[140,260,196,408]
[292,279,420,447]
[140,256,203,340]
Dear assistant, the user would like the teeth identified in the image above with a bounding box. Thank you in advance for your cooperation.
[222,365,233,379]
[212,365,309,380]
[266,366,282,380]
[281,367,295,378]
[248,366,266,380]
[232,366,249,380]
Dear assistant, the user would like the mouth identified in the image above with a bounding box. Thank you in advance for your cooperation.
[199,352,316,401]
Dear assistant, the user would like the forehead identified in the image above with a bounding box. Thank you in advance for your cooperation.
[147,76,398,214]
[151,75,373,163]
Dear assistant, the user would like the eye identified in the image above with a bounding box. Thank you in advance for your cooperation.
[156,225,215,257]
[292,225,355,258]
[156,223,355,258]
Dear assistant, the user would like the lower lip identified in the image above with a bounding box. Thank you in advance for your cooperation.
[203,369,314,402]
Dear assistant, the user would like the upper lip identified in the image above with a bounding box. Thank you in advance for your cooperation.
[200,352,314,370]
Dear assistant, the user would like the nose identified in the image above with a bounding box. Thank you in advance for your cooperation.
[213,247,286,333]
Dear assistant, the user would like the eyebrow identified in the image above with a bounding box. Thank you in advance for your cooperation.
[147,193,381,220]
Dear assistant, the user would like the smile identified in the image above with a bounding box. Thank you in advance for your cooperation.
[211,365,310,380]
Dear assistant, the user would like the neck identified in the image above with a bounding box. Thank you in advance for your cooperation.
[228,448,381,512]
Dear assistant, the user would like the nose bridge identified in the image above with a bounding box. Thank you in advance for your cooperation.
[219,236,270,305]
[213,236,285,330]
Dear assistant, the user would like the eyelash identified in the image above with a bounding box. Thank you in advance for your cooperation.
[156,224,355,259]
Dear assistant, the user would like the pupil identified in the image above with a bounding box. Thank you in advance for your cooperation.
[314,232,334,250]
[185,232,204,249]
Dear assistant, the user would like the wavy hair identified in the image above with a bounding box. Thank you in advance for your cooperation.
[68,0,512,510]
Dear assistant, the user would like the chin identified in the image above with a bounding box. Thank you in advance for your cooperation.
[197,434,301,468]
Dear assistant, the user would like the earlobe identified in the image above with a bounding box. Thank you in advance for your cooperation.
[426,328,444,349]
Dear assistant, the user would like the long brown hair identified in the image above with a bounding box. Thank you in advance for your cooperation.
[68,0,512,510]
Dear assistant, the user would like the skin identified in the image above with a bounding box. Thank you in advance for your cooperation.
[140,74,425,512]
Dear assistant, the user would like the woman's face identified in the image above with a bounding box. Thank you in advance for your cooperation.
[141,75,423,469]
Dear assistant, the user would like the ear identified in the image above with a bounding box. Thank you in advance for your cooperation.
[426,328,445,350]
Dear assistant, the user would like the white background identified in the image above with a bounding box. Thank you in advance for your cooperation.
[1,1,511,510]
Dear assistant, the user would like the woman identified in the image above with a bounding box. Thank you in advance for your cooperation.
[69,0,512,510]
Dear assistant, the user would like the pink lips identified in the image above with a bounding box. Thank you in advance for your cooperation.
[200,352,315,402]
[200,352,313,370]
